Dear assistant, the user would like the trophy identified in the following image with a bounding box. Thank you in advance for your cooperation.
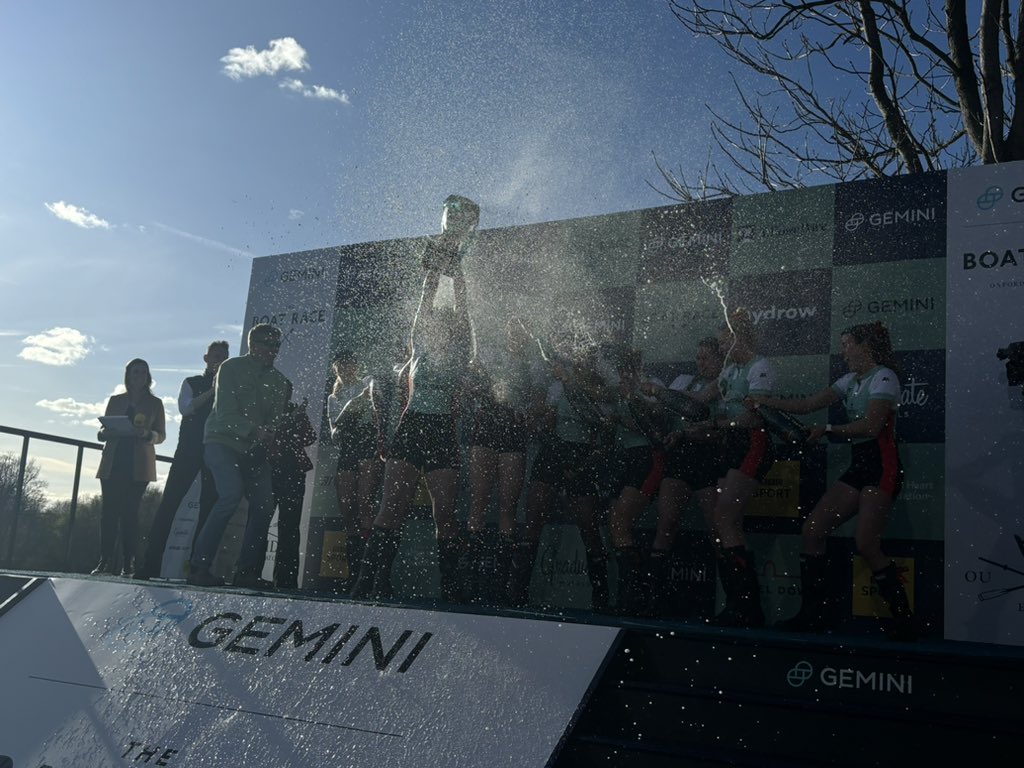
[422,194,480,275]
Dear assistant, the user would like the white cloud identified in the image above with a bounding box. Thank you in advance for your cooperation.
[288,209,304,221]
[215,323,244,337]
[35,396,106,421]
[221,37,309,80]
[19,327,94,366]
[279,77,350,104]
[44,201,111,229]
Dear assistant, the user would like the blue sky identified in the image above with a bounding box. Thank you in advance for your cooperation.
[0,0,740,497]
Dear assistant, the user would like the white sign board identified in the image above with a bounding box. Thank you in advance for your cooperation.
[945,164,1024,646]
[0,578,618,767]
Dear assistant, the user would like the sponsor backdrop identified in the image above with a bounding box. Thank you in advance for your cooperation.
[0,577,618,767]
[155,162,1023,646]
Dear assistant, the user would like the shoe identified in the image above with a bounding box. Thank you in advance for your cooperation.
[90,559,112,576]
[187,569,225,587]
[120,558,136,578]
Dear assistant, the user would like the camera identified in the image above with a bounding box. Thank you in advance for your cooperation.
[996,341,1024,387]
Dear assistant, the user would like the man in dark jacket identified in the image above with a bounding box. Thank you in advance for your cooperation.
[134,341,229,580]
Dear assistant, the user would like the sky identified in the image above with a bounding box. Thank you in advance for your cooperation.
[0,0,743,499]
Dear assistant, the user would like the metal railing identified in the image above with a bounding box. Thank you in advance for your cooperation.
[0,424,172,571]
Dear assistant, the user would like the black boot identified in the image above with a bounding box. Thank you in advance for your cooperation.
[873,562,917,642]
[438,536,465,603]
[610,548,643,618]
[647,549,672,618]
[492,534,515,607]
[585,545,610,612]
[508,539,539,608]
[120,557,136,578]
[776,554,830,632]
[461,530,488,604]
[349,527,400,601]
[712,547,764,628]
[90,558,111,576]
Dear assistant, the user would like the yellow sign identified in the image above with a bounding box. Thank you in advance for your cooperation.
[319,530,351,579]
[851,556,915,617]
[746,460,801,518]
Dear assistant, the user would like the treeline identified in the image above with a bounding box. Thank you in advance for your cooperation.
[0,452,163,574]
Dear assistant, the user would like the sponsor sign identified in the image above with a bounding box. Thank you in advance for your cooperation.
[746,460,801,518]
[640,199,732,282]
[730,185,834,274]
[852,555,916,618]
[0,578,618,768]
[830,259,946,351]
[728,268,832,356]
[633,279,727,363]
[945,163,1024,646]
[562,210,643,287]
[833,172,946,265]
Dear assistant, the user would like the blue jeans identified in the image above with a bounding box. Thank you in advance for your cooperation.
[191,441,274,574]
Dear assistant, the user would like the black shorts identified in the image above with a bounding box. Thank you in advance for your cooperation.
[530,437,601,498]
[664,438,722,491]
[387,411,459,473]
[468,403,529,454]
[838,440,903,498]
[721,428,775,483]
[336,422,378,473]
[615,445,663,496]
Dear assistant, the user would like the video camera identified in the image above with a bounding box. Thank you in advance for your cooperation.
[996,342,1024,387]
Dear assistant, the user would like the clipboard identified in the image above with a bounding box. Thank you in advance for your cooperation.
[98,415,138,436]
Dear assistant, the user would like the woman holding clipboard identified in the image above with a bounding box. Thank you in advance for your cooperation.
[93,358,165,576]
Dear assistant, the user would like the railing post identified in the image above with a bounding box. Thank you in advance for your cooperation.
[5,435,30,568]
[63,445,85,571]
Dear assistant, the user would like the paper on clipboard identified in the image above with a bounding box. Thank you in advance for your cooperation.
[98,415,138,436]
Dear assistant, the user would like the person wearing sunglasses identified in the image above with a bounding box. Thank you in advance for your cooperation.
[188,323,292,588]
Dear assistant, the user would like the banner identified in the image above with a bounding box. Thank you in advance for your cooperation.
[0,577,619,767]
[944,165,1024,646]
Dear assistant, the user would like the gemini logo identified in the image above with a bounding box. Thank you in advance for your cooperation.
[785,660,914,694]
[977,186,1004,211]
[787,661,814,687]
[844,208,936,232]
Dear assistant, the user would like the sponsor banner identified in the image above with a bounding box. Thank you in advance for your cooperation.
[552,287,635,350]
[561,210,643,288]
[945,163,1024,646]
[830,258,946,351]
[852,554,917,617]
[746,460,801,518]
[639,199,732,283]
[833,172,946,265]
[730,185,835,274]
[533,523,597,610]
[633,279,727,363]
[0,578,618,768]
[728,268,832,356]
[747,532,802,625]
[160,474,202,579]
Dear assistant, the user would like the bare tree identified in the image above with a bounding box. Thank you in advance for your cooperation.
[656,1,1024,201]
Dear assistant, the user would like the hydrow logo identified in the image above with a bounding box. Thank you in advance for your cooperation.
[841,297,936,319]
[963,248,1023,270]
[786,660,914,694]
[844,208,936,232]
[976,185,1024,211]
[751,305,817,324]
